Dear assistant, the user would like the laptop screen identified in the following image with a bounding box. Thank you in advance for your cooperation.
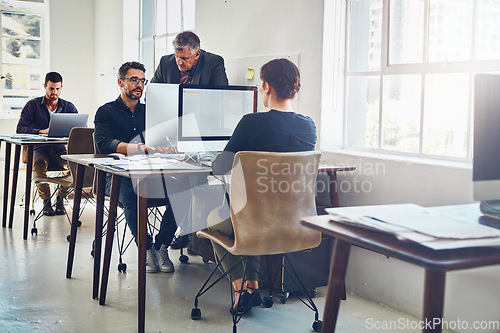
[47,113,89,137]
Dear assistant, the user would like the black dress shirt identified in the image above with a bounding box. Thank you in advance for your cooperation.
[94,96,145,154]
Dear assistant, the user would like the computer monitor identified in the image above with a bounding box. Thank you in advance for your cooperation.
[145,83,179,148]
[473,73,500,201]
[177,84,258,152]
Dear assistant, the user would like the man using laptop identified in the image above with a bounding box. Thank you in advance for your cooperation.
[16,72,78,216]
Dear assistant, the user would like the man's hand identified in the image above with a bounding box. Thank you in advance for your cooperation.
[38,128,49,134]
[153,146,177,154]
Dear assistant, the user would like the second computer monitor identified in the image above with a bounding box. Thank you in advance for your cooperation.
[145,83,179,148]
[177,84,258,152]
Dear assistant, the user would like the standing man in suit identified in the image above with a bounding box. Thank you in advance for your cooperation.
[150,31,229,250]
[150,31,228,85]
[16,72,78,216]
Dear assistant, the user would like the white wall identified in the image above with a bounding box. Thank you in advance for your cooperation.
[51,0,139,126]
[196,0,324,128]
[49,0,95,119]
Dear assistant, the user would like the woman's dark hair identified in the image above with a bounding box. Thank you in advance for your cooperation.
[260,58,300,99]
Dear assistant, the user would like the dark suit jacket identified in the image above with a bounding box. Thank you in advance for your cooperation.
[150,49,229,85]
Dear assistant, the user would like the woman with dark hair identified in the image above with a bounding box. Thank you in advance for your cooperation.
[208,58,317,314]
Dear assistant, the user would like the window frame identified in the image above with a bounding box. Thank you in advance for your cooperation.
[139,0,195,80]
[333,0,500,162]
[0,0,46,119]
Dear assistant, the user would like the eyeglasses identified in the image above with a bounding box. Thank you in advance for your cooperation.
[121,77,148,85]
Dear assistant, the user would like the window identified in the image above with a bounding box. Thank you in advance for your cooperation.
[343,0,500,159]
[139,0,195,80]
[1,0,45,119]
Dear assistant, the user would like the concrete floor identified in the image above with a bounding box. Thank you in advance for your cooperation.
[0,194,432,333]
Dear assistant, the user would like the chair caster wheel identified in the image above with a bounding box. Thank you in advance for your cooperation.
[191,307,201,320]
[308,287,318,298]
[312,319,322,332]
[30,209,35,216]
[77,220,82,227]
[118,263,127,273]
[179,255,189,263]
[279,292,289,304]
[262,296,273,308]
[66,235,71,242]
[31,227,37,235]
[202,258,210,264]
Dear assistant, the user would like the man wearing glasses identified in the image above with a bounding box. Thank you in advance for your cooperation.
[150,31,228,85]
[94,61,177,273]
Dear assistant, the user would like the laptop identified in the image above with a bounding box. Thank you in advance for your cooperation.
[47,113,89,137]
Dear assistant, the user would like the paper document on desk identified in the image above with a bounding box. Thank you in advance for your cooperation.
[326,204,500,249]
[76,156,207,171]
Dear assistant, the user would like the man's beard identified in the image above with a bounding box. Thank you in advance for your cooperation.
[126,89,142,100]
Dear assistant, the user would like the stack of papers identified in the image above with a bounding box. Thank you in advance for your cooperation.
[82,155,207,171]
[326,204,500,250]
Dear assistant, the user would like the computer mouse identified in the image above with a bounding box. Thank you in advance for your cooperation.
[108,153,125,160]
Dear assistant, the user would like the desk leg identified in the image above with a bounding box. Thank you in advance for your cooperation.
[327,171,346,300]
[137,179,147,333]
[93,170,106,299]
[321,239,351,333]
[66,164,85,278]
[99,174,121,305]
[423,269,446,333]
[2,142,12,228]
[8,145,21,229]
[328,171,340,208]
[22,145,34,239]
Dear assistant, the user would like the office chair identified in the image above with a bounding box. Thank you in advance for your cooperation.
[31,127,96,236]
[191,150,323,333]
[19,145,67,216]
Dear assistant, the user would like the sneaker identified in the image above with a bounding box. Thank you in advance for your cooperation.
[156,245,174,273]
[146,248,159,273]
[55,196,65,215]
[42,199,55,216]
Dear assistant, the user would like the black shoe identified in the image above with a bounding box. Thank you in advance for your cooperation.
[230,291,252,315]
[42,199,55,216]
[170,234,190,250]
[248,290,262,307]
[55,196,65,215]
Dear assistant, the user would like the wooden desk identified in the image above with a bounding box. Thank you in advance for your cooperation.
[63,154,211,333]
[1,136,67,239]
[301,210,500,333]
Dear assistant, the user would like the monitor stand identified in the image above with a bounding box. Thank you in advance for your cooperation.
[480,200,500,219]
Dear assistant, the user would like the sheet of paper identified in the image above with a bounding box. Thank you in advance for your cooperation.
[367,210,500,239]
[326,204,500,250]
[79,157,207,171]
